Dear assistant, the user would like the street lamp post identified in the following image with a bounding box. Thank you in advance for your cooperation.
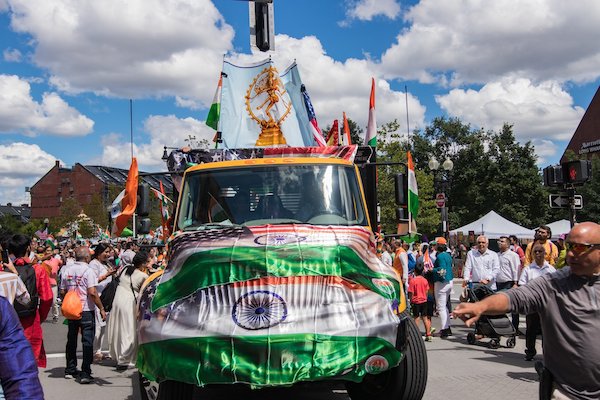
[428,156,454,239]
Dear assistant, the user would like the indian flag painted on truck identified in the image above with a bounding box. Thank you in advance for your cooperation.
[136,224,405,387]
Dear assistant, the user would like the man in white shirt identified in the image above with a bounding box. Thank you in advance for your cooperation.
[463,235,500,290]
[519,243,556,361]
[59,246,106,384]
[496,236,522,331]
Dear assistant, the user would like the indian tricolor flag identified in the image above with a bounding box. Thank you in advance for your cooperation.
[136,225,404,387]
[206,74,222,131]
[365,78,377,147]
[407,151,419,219]
[110,158,138,237]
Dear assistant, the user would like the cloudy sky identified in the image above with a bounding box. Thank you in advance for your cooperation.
[0,0,599,205]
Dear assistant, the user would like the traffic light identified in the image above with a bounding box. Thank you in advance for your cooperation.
[250,0,274,52]
[394,173,408,206]
[137,183,150,217]
[542,165,563,187]
[137,218,152,235]
[394,173,409,223]
[137,182,151,234]
[561,160,592,185]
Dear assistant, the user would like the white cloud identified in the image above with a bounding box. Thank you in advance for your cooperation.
[344,0,401,22]
[0,142,60,205]
[6,0,234,106]
[380,0,600,85]
[97,114,216,170]
[230,34,427,138]
[0,74,94,136]
[435,78,584,159]
[3,48,22,62]
[531,139,559,165]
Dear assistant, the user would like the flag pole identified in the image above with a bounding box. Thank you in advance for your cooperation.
[405,85,411,150]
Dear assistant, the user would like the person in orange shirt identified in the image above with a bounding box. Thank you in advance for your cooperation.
[524,226,558,266]
[392,240,408,286]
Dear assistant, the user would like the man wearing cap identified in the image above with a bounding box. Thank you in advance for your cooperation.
[525,225,558,267]
[463,235,500,290]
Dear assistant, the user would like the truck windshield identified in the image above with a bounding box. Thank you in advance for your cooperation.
[177,164,368,229]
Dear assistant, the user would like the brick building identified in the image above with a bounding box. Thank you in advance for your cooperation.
[30,161,172,219]
[561,86,600,162]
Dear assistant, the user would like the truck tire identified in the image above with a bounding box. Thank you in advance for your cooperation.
[157,380,194,400]
[345,315,428,400]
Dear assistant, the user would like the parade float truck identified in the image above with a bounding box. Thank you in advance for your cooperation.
[136,145,428,400]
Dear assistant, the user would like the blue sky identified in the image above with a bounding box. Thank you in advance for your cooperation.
[1,0,599,205]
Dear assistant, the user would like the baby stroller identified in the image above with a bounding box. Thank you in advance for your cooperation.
[465,284,516,349]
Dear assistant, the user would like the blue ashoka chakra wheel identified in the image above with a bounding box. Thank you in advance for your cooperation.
[232,290,288,330]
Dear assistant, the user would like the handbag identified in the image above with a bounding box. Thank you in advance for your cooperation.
[61,290,82,320]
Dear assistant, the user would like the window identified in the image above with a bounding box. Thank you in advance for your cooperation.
[176,164,367,230]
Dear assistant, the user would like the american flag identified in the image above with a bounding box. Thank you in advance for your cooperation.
[301,85,326,147]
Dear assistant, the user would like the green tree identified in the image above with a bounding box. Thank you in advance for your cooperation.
[83,193,108,228]
[51,197,83,234]
[567,157,600,223]
[410,117,548,231]
[347,118,364,145]
[320,117,363,145]
[376,120,440,236]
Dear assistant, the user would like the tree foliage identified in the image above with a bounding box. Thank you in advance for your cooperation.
[411,117,548,232]
[376,120,440,236]
[83,193,108,228]
[376,117,550,238]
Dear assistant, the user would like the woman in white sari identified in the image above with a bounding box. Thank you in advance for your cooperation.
[107,250,150,370]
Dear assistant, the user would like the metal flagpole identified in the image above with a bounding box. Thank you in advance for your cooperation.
[405,85,410,149]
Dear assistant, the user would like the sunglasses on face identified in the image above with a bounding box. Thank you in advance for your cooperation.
[566,242,600,255]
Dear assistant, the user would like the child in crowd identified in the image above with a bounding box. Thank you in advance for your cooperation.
[408,263,433,341]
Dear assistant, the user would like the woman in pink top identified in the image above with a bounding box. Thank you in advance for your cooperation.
[43,246,62,323]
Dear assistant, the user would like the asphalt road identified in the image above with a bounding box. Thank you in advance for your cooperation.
[38,282,541,400]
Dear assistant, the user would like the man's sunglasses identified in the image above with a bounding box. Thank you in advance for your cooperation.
[565,242,600,255]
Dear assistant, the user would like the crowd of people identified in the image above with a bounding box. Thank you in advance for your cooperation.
[0,234,166,397]
[0,220,598,399]
[379,222,600,399]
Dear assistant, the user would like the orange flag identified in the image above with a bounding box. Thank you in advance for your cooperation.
[110,158,138,237]
[326,119,339,146]
[342,112,352,145]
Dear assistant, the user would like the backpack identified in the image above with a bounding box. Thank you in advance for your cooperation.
[61,290,82,320]
[407,253,417,273]
[14,264,39,318]
[100,268,125,312]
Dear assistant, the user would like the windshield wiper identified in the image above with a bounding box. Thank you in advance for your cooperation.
[182,223,241,231]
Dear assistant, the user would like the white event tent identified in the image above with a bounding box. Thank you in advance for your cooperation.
[543,219,571,239]
[450,210,535,239]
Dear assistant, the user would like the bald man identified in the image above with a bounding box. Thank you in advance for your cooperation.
[453,222,600,400]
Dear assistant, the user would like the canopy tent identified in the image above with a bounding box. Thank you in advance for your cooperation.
[450,211,535,239]
[543,219,571,239]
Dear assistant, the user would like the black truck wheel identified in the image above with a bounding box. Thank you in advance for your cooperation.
[345,316,428,400]
[157,380,194,400]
